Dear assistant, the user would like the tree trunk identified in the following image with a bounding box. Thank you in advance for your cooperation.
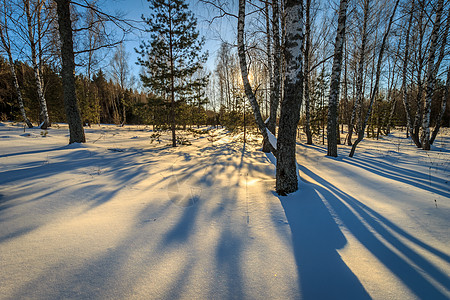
[430,66,449,145]
[304,0,313,145]
[262,0,274,152]
[349,0,400,157]
[326,0,348,157]
[55,0,85,144]
[237,0,276,155]
[24,0,49,129]
[168,6,176,147]
[348,0,369,146]
[400,0,417,145]
[421,0,444,150]
[275,0,304,195]
[0,19,33,128]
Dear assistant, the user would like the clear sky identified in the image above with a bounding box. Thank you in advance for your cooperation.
[105,0,237,79]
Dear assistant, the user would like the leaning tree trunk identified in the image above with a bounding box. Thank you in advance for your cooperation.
[237,0,276,155]
[430,66,450,145]
[349,0,400,157]
[275,0,304,195]
[348,0,369,146]
[24,0,49,129]
[400,0,416,144]
[421,0,444,150]
[429,7,450,145]
[326,0,348,157]
[0,26,33,128]
[55,0,85,144]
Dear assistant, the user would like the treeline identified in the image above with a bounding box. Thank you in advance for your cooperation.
[0,56,222,128]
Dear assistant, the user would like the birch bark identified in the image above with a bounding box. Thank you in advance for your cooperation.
[421,0,445,150]
[275,0,304,194]
[349,0,400,157]
[24,0,49,129]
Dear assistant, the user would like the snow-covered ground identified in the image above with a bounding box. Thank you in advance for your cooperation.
[0,122,448,299]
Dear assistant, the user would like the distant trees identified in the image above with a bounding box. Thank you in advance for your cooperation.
[137,0,208,147]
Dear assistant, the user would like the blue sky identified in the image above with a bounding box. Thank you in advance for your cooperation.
[105,0,237,78]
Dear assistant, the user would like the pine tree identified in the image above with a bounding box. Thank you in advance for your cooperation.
[137,0,207,147]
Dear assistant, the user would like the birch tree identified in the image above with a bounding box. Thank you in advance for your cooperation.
[349,0,400,157]
[347,0,370,146]
[430,66,450,145]
[263,0,282,152]
[304,0,313,145]
[421,0,446,150]
[24,0,49,129]
[0,0,33,128]
[275,0,304,194]
[326,0,348,157]
[400,0,416,145]
[237,0,275,154]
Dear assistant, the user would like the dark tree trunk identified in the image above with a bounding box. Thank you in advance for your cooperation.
[275,0,304,195]
[55,0,85,144]
[262,0,274,152]
[304,0,313,145]
[326,0,348,157]
[430,66,449,145]
[348,0,369,146]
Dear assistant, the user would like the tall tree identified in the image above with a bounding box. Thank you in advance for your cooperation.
[430,66,449,145]
[24,0,50,129]
[111,42,130,125]
[237,0,275,154]
[421,0,445,150]
[263,0,282,152]
[326,0,349,157]
[137,0,207,147]
[349,0,400,157]
[347,0,370,146]
[275,0,304,194]
[55,0,86,143]
[0,0,33,128]
[304,0,313,145]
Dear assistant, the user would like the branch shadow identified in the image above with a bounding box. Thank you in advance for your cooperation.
[293,164,450,299]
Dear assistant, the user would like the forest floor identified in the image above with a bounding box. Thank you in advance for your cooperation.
[0,122,449,299]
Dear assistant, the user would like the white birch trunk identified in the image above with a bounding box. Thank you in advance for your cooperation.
[275,0,303,195]
[0,10,33,128]
[237,0,275,155]
[421,0,444,150]
[349,0,400,157]
[24,0,49,129]
[430,66,450,145]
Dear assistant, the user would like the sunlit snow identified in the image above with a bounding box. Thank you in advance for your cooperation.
[0,122,449,299]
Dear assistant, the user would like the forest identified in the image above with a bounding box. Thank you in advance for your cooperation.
[0,0,449,299]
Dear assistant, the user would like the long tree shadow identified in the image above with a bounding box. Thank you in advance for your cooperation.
[296,164,449,299]
[277,184,371,299]
[339,155,450,198]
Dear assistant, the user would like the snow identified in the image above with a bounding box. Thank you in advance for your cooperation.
[0,122,449,299]
[265,127,277,150]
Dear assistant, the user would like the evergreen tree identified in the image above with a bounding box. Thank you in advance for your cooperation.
[137,0,207,147]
